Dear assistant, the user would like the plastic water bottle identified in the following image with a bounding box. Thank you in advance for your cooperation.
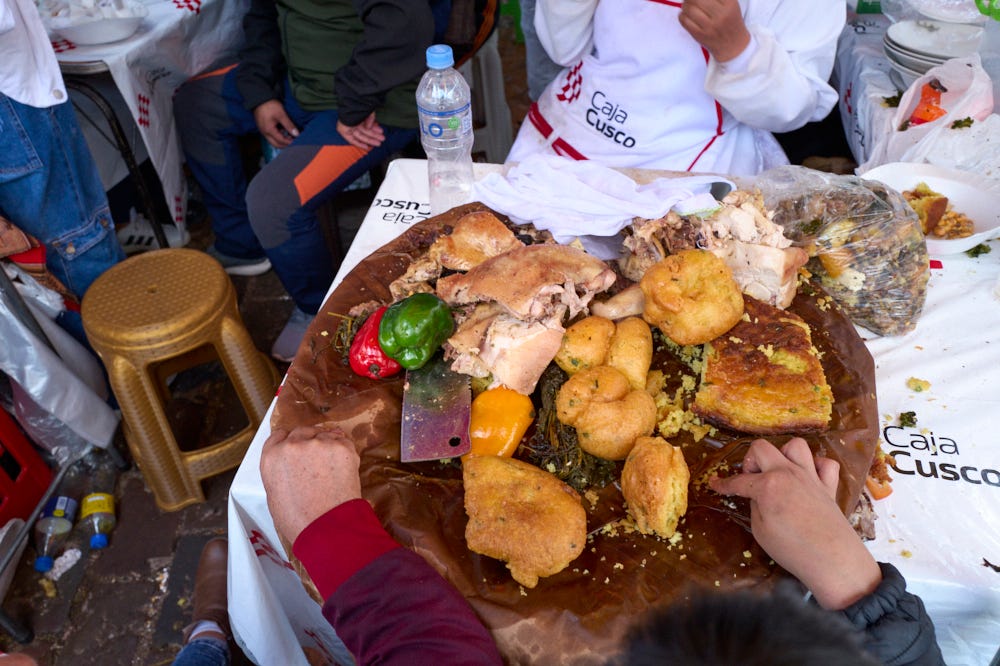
[416,44,475,216]
[33,463,85,573]
[79,451,118,550]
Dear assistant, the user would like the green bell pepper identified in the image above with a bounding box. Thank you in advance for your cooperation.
[377,293,455,370]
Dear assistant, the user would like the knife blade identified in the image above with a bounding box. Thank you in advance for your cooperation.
[400,353,471,462]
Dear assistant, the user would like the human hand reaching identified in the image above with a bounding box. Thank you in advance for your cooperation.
[338,113,385,152]
[679,0,751,63]
[260,426,363,545]
[710,438,883,610]
[253,99,300,150]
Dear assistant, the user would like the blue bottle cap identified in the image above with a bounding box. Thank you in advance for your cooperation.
[34,556,54,573]
[426,44,454,69]
[90,533,109,549]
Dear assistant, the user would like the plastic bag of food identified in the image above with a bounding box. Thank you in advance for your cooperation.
[745,165,929,336]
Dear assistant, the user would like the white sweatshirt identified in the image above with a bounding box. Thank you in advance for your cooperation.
[507,0,845,176]
[0,0,66,108]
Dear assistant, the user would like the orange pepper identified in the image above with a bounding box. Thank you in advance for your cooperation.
[463,387,534,459]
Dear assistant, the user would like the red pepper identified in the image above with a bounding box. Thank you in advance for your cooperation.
[349,306,402,380]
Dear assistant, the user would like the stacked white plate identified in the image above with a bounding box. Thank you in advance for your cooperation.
[883,19,984,85]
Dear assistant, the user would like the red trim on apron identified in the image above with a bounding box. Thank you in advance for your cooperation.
[686,46,726,172]
[648,0,683,6]
[527,102,589,161]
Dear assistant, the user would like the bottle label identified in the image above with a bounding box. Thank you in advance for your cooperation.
[418,102,473,140]
[41,495,79,523]
[80,492,114,519]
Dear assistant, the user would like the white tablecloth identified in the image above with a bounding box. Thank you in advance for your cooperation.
[51,0,249,229]
[228,159,1000,665]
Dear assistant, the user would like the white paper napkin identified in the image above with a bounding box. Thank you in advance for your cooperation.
[473,154,732,259]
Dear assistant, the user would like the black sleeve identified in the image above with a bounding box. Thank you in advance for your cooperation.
[840,562,945,666]
[235,0,286,112]
[334,0,436,126]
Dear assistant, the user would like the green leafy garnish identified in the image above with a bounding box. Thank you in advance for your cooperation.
[966,243,992,258]
[883,92,902,108]
[950,117,974,129]
[899,411,917,428]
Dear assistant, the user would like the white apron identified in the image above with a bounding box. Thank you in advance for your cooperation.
[508,0,785,175]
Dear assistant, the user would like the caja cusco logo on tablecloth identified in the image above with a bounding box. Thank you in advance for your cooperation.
[371,198,431,225]
[883,425,1000,488]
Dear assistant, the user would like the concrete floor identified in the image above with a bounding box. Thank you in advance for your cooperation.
[0,13,854,663]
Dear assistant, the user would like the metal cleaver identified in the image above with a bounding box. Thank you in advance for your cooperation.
[400,353,471,462]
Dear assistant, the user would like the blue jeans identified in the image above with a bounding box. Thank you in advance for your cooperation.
[175,66,417,314]
[172,637,230,666]
[0,94,125,300]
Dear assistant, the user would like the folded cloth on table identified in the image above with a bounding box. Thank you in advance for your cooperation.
[473,154,732,258]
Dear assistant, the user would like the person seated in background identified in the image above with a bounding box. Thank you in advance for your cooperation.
[0,0,125,344]
[507,0,845,177]
[259,427,942,664]
[174,0,434,362]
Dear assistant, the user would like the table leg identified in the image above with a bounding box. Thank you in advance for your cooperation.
[63,77,171,250]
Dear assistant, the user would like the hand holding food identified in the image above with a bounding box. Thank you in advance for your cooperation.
[710,438,882,610]
[260,426,363,545]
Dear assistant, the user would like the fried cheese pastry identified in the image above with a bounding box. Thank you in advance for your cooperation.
[640,249,744,346]
[621,436,690,538]
[692,297,833,434]
[463,455,587,588]
[555,365,657,460]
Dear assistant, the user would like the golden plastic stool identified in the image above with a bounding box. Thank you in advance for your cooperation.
[82,248,281,511]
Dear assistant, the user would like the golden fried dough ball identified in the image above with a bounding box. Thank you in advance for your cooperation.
[621,436,690,538]
[556,366,657,460]
[554,316,616,375]
[606,316,653,390]
[463,455,587,588]
[640,249,744,346]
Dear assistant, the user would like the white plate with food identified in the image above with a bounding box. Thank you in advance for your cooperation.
[859,162,1000,254]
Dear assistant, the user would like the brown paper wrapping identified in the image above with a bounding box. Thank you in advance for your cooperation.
[273,203,879,664]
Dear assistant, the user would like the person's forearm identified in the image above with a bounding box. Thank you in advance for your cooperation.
[294,499,503,664]
[840,563,944,665]
[705,1,844,132]
[535,0,598,65]
[235,0,286,111]
[333,0,434,126]
[293,499,400,599]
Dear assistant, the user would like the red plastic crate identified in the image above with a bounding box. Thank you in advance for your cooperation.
[0,408,53,525]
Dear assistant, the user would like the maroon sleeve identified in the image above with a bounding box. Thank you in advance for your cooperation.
[293,499,400,599]
[293,499,502,664]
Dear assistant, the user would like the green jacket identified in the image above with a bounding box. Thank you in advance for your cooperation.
[236,0,436,128]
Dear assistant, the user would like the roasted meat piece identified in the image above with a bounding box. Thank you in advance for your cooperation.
[436,244,616,320]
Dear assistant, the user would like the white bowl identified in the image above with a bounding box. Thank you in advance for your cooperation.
[51,6,147,46]
[859,162,1000,255]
